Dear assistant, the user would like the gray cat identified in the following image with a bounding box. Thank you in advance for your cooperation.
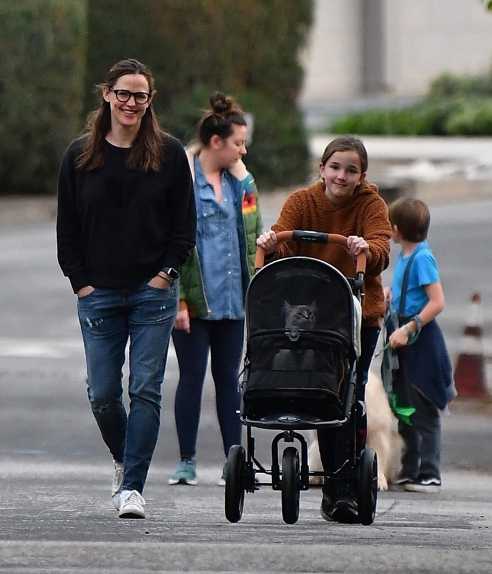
[283,301,317,342]
[271,301,317,370]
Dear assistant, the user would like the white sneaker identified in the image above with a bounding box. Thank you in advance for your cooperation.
[118,490,146,519]
[111,460,124,509]
[216,462,226,487]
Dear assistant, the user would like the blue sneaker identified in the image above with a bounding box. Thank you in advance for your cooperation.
[168,459,198,485]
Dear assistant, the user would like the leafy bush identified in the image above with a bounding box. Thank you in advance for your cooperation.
[428,69,492,99]
[445,99,492,135]
[0,0,87,195]
[330,67,492,136]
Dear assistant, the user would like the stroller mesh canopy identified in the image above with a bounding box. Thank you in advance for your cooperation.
[243,257,356,424]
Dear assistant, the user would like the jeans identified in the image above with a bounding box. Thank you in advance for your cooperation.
[77,282,177,493]
[398,385,441,480]
[172,318,244,460]
[317,325,380,477]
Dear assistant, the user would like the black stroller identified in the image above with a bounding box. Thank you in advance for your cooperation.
[224,230,378,525]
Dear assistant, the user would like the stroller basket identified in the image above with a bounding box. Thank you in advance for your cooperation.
[242,332,352,427]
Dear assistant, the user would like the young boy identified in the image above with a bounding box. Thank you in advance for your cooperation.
[388,198,456,493]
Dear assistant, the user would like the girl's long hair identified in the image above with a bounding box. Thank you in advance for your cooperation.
[76,59,164,172]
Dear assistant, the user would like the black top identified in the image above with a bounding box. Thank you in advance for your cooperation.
[57,135,196,292]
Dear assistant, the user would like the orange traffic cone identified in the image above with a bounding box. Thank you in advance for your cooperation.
[454,293,488,399]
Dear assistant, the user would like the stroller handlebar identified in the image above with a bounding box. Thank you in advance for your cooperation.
[255,230,367,277]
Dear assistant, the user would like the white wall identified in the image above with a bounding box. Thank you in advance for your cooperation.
[300,0,492,104]
[299,0,361,105]
[385,0,492,95]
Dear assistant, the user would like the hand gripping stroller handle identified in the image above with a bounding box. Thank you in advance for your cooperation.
[255,230,367,276]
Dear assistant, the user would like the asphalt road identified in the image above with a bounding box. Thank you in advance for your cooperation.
[0,198,492,573]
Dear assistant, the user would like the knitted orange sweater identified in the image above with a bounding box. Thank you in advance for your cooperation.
[271,180,392,326]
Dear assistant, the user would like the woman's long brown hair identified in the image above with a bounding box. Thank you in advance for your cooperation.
[76,59,164,172]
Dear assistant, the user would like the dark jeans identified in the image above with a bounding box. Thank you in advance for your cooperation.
[317,326,380,477]
[399,385,441,480]
[172,318,244,460]
[78,282,177,494]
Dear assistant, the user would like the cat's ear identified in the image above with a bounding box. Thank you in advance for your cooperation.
[283,301,292,313]
[311,301,318,312]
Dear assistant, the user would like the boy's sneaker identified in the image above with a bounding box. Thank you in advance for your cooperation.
[111,460,124,509]
[392,475,414,489]
[118,490,146,519]
[168,459,198,485]
[404,477,441,493]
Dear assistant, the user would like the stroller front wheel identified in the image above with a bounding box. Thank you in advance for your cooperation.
[225,445,246,523]
[357,447,378,525]
[281,447,300,524]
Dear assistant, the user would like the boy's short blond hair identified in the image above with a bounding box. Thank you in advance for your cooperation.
[389,197,430,242]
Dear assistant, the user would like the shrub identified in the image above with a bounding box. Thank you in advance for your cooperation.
[428,70,492,99]
[330,72,492,136]
[445,99,492,135]
[0,0,87,195]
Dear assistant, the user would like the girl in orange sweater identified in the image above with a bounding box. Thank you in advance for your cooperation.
[257,136,392,523]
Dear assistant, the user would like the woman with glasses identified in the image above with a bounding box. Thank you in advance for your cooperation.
[57,58,196,519]
[168,93,261,487]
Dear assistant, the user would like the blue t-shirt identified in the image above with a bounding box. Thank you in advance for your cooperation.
[194,157,244,320]
[391,241,440,317]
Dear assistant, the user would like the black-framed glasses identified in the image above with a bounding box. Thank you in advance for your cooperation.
[110,89,151,105]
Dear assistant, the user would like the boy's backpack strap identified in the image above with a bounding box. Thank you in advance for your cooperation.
[398,248,419,318]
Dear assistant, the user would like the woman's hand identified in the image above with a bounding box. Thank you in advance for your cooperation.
[256,230,278,254]
[77,285,95,298]
[147,274,170,289]
[174,305,190,333]
[347,235,370,257]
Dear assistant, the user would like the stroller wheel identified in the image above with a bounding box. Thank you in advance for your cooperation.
[281,447,300,524]
[357,447,378,525]
[225,445,246,523]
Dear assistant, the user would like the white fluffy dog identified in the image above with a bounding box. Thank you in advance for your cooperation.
[308,336,402,491]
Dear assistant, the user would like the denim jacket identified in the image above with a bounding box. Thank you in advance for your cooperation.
[179,147,262,318]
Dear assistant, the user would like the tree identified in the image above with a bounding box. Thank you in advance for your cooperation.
[0,0,87,195]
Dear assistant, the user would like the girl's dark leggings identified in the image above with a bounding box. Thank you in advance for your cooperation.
[172,318,245,460]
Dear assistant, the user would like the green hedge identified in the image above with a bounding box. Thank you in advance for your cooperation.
[0,0,87,195]
[85,0,312,188]
[445,99,492,135]
[330,68,492,136]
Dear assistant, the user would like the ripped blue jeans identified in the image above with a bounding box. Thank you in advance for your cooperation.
[77,282,177,494]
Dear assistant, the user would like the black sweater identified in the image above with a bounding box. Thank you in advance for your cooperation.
[57,135,196,293]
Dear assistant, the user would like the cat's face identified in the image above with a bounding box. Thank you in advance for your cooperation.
[283,301,317,331]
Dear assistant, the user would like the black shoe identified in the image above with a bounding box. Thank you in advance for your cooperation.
[321,486,359,524]
[330,497,359,524]
[320,492,335,522]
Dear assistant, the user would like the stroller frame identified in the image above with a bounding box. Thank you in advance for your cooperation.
[224,231,378,525]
